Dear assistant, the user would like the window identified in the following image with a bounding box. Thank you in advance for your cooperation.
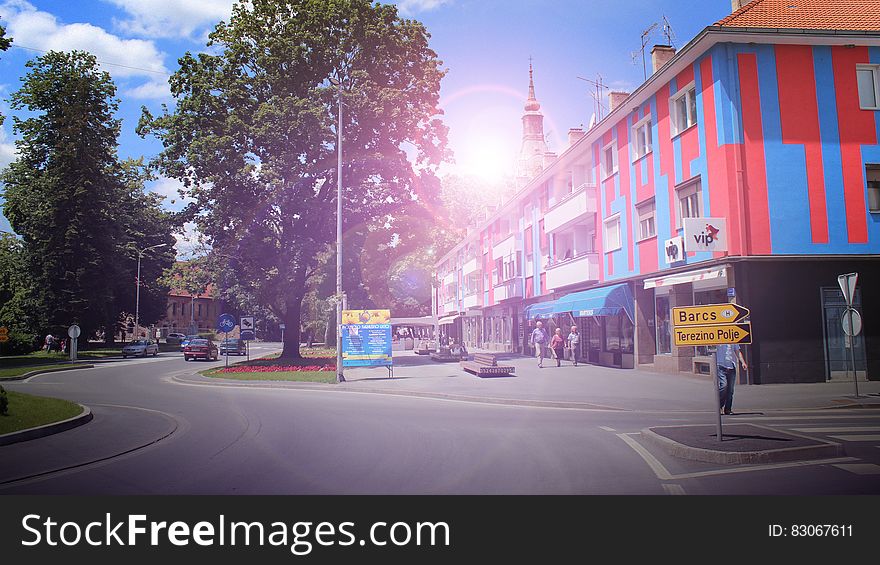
[670,83,697,136]
[601,141,618,179]
[636,199,656,241]
[676,178,702,229]
[604,214,621,252]
[857,65,880,110]
[632,117,652,160]
[868,164,880,213]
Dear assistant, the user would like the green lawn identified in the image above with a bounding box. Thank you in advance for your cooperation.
[200,348,337,383]
[0,389,83,435]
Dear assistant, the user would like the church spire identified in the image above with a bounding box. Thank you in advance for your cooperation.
[525,60,540,112]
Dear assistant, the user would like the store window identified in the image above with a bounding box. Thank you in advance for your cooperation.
[604,313,634,354]
[655,294,671,354]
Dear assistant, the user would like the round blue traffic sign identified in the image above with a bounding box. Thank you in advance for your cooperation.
[217,313,236,333]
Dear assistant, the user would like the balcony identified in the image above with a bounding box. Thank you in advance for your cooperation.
[544,184,598,233]
[462,257,480,275]
[442,271,455,286]
[493,233,520,261]
[493,277,523,302]
[545,252,600,290]
[441,300,456,315]
[462,293,481,309]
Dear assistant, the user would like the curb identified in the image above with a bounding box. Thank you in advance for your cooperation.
[0,404,93,446]
[0,364,96,381]
[640,424,846,465]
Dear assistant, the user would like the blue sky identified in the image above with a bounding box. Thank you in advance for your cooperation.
[0,0,734,250]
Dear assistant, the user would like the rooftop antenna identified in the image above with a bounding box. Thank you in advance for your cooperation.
[635,22,658,81]
[661,15,677,47]
[577,74,609,122]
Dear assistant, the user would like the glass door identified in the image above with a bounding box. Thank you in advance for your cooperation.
[821,287,866,381]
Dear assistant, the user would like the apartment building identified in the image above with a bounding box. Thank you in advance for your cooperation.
[434,0,880,384]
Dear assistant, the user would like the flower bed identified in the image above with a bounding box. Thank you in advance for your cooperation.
[218,364,336,373]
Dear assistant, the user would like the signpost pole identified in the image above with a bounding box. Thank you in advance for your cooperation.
[848,310,859,398]
[225,330,229,368]
[713,367,723,441]
[838,273,860,398]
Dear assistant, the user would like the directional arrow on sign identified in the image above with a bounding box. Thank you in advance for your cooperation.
[672,303,750,327]
[674,323,752,346]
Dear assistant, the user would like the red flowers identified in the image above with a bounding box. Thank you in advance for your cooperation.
[218,364,336,373]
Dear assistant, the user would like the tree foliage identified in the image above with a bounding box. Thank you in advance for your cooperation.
[139,0,448,358]
[1,51,175,345]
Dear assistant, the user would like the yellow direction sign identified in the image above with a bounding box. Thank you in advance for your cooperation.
[0,326,8,335]
[0,335,8,343]
[672,303,750,327]
[674,323,752,346]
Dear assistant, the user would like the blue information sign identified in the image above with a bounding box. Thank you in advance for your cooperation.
[217,313,236,333]
[240,329,256,341]
[341,323,392,367]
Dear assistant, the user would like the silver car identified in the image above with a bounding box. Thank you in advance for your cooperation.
[122,339,159,358]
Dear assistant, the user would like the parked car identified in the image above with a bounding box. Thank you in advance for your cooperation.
[219,338,247,356]
[166,332,186,345]
[122,339,159,358]
[179,334,202,351]
[183,338,219,361]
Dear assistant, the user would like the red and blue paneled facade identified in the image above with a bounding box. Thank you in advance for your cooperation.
[596,41,880,284]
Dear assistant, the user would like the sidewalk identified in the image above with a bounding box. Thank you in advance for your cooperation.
[333,350,880,413]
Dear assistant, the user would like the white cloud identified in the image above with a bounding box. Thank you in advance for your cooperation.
[395,0,451,15]
[174,221,207,259]
[125,78,171,100]
[0,1,170,97]
[103,0,232,39]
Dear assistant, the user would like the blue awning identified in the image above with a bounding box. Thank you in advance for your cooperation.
[525,283,634,322]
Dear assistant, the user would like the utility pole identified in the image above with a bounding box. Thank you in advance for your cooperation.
[331,75,345,383]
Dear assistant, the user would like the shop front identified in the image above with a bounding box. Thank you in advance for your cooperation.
[525,282,635,369]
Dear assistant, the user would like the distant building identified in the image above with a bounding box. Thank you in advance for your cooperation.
[159,286,220,336]
[435,0,880,385]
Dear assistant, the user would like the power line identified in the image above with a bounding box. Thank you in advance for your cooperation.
[10,44,171,77]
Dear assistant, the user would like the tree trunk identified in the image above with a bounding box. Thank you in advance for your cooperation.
[279,297,303,359]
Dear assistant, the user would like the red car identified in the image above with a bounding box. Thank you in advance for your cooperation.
[183,339,219,361]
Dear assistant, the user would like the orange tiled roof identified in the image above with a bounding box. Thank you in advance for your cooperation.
[716,0,880,31]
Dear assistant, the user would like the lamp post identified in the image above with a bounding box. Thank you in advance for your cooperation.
[132,243,168,341]
[331,76,345,383]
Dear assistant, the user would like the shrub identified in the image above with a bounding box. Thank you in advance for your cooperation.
[0,331,38,356]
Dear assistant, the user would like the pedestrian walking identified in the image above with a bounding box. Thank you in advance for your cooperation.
[529,321,548,368]
[566,325,580,366]
[716,343,747,415]
[550,328,565,367]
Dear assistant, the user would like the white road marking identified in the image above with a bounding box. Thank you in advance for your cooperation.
[789,427,880,433]
[662,484,686,495]
[599,426,616,432]
[832,464,880,475]
[828,434,880,442]
[616,433,673,480]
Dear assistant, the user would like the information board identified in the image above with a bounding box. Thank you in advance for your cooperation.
[341,309,392,368]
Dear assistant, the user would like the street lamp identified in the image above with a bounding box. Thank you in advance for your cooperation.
[131,243,169,341]
[330,76,345,383]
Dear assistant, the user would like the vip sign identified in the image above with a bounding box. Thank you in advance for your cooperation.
[684,218,728,252]
[663,236,685,265]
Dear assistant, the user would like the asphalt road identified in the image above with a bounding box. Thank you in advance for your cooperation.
[2,344,879,495]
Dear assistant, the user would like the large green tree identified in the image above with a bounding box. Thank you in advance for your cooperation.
[0,19,11,127]
[2,51,175,345]
[139,0,448,359]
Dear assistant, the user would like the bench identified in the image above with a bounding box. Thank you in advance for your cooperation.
[461,352,515,377]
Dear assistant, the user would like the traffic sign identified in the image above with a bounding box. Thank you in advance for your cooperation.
[217,313,236,333]
[838,273,858,307]
[240,329,256,341]
[68,325,81,339]
[241,316,254,331]
[673,323,752,346]
[672,303,750,327]
[842,308,862,337]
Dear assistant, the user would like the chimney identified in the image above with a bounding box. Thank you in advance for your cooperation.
[651,45,676,74]
[567,127,585,147]
[608,91,630,112]
[731,0,749,11]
